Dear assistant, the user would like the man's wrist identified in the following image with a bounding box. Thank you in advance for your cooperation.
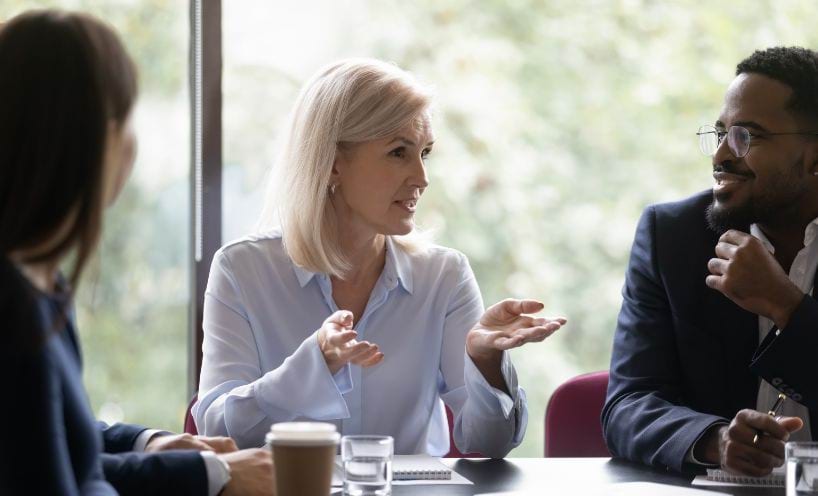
[693,424,725,465]
[134,429,168,452]
[771,286,804,330]
[202,451,231,496]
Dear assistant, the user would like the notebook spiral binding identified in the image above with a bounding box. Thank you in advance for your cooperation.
[705,468,784,487]
[393,469,452,481]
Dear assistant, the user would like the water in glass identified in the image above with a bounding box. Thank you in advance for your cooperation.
[343,455,391,495]
[787,456,818,495]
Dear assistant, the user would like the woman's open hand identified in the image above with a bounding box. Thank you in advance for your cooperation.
[466,299,566,361]
[317,310,384,374]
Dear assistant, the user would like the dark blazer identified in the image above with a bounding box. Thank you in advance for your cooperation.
[0,258,115,495]
[99,422,208,496]
[602,190,818,473]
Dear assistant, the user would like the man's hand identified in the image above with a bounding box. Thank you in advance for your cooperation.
[697,410,803,476]
[145,433,237,454]
[705,230,803,328]
[317,310,383,375]
[219,448,275,496]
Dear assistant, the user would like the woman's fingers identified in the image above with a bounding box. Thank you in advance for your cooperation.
[346,341,384,367]
[326,329,358,347]
[516,325,560,343]
[354,351,385,367]
[325,310,354,327]
[490,335,525,350]
[485,322,563,349]
[343,341,380,363]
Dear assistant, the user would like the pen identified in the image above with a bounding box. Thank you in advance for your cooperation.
[752,393,787,445]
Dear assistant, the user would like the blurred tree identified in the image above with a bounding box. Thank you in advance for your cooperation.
[221,0,818,455]
[0,0,190,431]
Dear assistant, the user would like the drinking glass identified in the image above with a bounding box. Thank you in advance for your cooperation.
[341,435,393,496]
[787,442,818,495]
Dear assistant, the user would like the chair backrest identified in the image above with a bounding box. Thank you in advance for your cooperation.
[544,370,610,457]
[184,394,198,435]
[185,395,480,457]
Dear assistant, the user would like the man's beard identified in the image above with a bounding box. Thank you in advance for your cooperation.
[706,155,808,234]
[706,183,806,235]
[705,194,756,234]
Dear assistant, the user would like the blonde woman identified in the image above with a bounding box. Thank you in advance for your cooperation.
[193,59,566,456]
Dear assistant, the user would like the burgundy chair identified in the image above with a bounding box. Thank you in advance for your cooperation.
[544,371,610,457]
[184,394,198,435]
[185,395,480,457]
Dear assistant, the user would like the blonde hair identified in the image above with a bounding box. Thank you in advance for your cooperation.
[259,58,433,278]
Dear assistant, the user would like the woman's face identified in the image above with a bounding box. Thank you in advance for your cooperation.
[332,117,433,238]
[103,113,137,206]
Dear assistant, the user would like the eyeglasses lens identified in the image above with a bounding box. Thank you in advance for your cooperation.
[727,126,750,158]
[698,125,717,156]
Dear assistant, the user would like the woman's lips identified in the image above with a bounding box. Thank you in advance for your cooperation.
[394,199,417,212]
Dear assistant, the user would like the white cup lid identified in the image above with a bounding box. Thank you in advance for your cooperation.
[266,422,340,446]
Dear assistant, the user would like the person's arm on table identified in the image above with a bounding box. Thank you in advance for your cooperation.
[441,254,564,458]
[100,421,274,495]
[695,229,810,475]
[602,206,728,473]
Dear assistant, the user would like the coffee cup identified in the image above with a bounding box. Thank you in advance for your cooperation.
[266,422,340,496]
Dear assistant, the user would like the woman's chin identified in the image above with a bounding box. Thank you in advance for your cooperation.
[383,221,414,236]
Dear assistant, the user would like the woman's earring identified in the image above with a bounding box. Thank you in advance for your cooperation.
[329,183,337,195]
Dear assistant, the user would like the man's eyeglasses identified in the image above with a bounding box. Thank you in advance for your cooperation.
[696,125,818,158]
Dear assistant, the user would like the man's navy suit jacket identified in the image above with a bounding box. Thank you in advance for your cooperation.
[602,190,818,473]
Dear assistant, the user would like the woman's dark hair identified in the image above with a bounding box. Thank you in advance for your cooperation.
[0,10,138,289]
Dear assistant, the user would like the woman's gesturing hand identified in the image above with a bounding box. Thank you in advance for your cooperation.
[317,310,384,375]
[466,299,566,361]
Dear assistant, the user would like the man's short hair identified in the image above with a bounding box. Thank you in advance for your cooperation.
[736,46,818,125]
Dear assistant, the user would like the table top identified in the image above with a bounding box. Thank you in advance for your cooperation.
[391,458,782,495]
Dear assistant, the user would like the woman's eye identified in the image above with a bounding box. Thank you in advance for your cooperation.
[389,147,405,158]
[421,148,432,160]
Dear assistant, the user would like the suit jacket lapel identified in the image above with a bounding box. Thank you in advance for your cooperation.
[701,222,758,415]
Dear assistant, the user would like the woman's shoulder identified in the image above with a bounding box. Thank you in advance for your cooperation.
[0,257,46,354]
[213,229,289,270]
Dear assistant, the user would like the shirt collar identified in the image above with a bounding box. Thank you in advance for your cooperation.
[385,236,413,294]
[290,236,414,294]
[292,263,316,288]
[750,216,818,254]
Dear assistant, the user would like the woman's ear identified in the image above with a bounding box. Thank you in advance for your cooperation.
[332,145,346,173]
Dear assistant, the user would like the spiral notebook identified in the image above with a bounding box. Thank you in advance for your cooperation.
[392,455,452,480]
[692,466,784,487]
[332,455,466,485]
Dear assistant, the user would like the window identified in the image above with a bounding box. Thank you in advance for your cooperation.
[1,0,192,432]
[5,0,815,454]
[221,0,817,455]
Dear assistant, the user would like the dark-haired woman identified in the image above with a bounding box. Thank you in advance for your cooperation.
[0,10,137,494]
